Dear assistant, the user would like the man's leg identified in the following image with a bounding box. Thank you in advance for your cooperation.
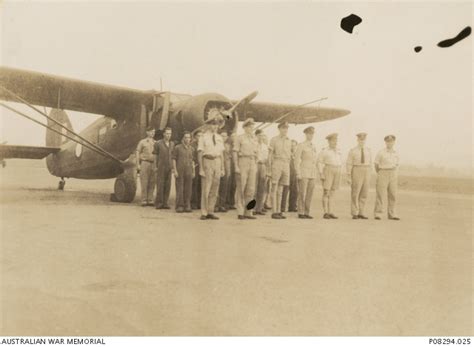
[155,168,164,207]
[387,171,398,218]
[208,159,221,214]
[289,175,298,211]
[243,160,257,217]
[298,178,308,215]
[351,167,363,216]
[255,164,266,213]
[305,178,315,216]
[163,170,172,207]
[183,172,193,211]
[374,170,388,218]
[139,161,150,205]
[359,167,370,216]
[200,160,211,216]
[147,165,156,204]
[281,186,289,212]
[175,173,184,210]
[235,172,244,216]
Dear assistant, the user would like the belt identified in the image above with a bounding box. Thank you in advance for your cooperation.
[257,161,267,164]
[203,154,219,160]
[141,159,154,163]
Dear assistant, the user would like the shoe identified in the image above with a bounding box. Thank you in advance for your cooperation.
[352,215,359,220]
[155,206,163,210]
[163,205,171,209]
[184,208,192,213]
[191,205,198,210]
[228,206,236,210]
[271,213,282,219]
[238,215,246,220]
[358,215,368,219]
[255,211,266,215]
[245,215,257,220]
[329,214,338,219]
[323,213,331,219]
[375,216,381,220]
[298,214,306,219]
[141,202,148,207]
[389,216,400,220]
[200,215,208,220]
[289,209,298,213]
[176,207,184,213]
[207,214,219,220]
[279,213,287,219]
[305,215,314,219]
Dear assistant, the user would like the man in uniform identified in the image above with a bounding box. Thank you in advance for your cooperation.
[294,126,318,219]
[282,140,299,213]
[136,126,156,206]
[216,130,232,212]
[233,118,258,220]
[317,133,343,219]
[268,122,292,219]
[226,132,237,210]
[154,127,175,209]
[172,131,195,213]
[191,129,203,210]
[346,132,372,219]
[254,129,269,215]
[374,135,400,220]
[198,112,225,220]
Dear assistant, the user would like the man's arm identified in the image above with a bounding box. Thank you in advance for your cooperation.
[171,146,178,177]
[317,151,325,179]
[294,143,303,179]
[135,141,143,172]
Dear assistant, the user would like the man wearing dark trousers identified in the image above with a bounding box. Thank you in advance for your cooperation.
[191,129,203,210]
[154,127,174,209]
[172,132,195,213]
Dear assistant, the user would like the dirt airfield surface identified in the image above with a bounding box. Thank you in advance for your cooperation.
[0,161,472,336]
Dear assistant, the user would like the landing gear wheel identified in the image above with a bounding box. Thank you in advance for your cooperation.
[112,176,136,203]
[58,178,66,190]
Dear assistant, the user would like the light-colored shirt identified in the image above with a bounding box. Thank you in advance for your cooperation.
[136,137,156,162]
[197,131,224,157]
[317,147,342,175]
[256,142,269,163]
[233,133,258,157]
[294,141,318,179]
[374,148,399,169]
[346,145,372,173]
[269,135,292,162]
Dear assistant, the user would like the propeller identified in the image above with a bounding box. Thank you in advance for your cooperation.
[220,90,258,120]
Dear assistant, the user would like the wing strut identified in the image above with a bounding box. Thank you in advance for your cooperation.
[0,102,122,163]
[255,97,328,131]
[0,85,122,163]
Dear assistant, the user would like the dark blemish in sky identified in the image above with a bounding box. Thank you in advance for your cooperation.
[246,199,256,210]
[414,46,422,53]
[437,26,471,48]
[340,14,362,34]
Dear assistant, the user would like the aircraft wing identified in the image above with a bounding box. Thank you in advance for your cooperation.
[0,144,60,159]
[236,101,350,124]
[0,67,156,119]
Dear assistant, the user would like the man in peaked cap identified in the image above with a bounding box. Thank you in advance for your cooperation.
[233,117,258,219]
[317,133,343,219]
[197,112,225,220]
[154,127,175,209]
[294,126,318,219]
[268,121,292,219]
[374,135,400,220]
[136,126,156,206]
[346,132,372,219]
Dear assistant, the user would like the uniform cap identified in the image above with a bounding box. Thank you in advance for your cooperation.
[326,133,338,140]
[384,135,396,141]
[242,117,255,128]
[278,121,289,129]
[304,126,315,134]
[356,132,367,139]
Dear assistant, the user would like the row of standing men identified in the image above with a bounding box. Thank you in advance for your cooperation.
[136,112,400,221]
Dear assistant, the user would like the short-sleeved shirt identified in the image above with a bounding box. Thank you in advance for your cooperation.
[346,146,372,172]
[294,141,318,179]
[269,135,292,162]
[172,143,194,172]
[233,133,258,157]
[198,131,224,157]
[257,142,269,163]
[317,147,342,176]
[136,137,156,162]
[374,148,399,169]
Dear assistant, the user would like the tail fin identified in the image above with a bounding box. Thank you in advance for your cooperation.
[46,108,73,147]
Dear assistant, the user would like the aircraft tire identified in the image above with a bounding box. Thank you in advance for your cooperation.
[113,177,136,203]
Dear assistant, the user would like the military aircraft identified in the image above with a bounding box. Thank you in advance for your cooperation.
[0,67,350,203]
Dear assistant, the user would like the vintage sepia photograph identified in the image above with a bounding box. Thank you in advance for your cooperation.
[0,0,472,341]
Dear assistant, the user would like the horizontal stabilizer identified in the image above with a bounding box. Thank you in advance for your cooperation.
[0,144,60,159]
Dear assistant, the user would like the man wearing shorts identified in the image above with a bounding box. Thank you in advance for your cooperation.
[268,122,292,219]
[317,133,342,219]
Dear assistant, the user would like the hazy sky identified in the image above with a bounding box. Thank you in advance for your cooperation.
[0,1,472,168]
